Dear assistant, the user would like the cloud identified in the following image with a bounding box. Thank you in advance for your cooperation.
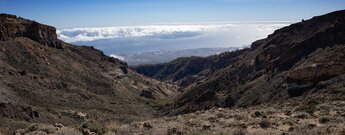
[57,22,293,54]
[57,22,293,43]
[109,54,125,61]
[57,24,239,42]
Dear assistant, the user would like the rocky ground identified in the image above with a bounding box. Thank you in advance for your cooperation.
[3,97,345,135]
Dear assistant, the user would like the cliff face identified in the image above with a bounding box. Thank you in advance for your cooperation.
[0,14,61,48]
[165,10,345,114]
[0,14,177,126]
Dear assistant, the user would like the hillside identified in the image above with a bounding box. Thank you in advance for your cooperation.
[116,47,238,66]
[166,10,345,114]
[134,48,248,87]
[0,13,177,132]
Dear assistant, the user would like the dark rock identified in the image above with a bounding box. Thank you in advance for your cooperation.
[18,70,26,76]
[143,122,153,129]
[140,90,155,99]
[119,66,128,74]
[224,96,236,107]
[287,82,314,97]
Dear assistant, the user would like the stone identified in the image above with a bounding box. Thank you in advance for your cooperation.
[140,90,155,99]
[54,123,64,128]
[77,112,87,118]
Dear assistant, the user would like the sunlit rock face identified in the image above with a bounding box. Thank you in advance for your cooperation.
[0,14,61,48]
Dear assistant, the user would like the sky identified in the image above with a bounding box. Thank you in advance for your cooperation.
[0,0,344,28]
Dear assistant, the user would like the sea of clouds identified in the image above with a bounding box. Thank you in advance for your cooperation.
[57,24,237,42]
[57,22,290,43]
[57,22,293,59]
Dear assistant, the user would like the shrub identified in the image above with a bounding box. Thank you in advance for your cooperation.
[259,119,271,128]
[41,125,57,134]
[80,122,105,135]
[319,116,333,124]
[251,111,262,117]
[28,124,39,132]
[232,128,246,135]
[295,100,318,114]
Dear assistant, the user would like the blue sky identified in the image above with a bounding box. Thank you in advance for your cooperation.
[0,0,344,28]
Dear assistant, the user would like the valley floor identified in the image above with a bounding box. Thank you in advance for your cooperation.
[3,98,345,135]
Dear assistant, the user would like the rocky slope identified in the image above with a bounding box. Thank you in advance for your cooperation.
[108,99,345,135]
[9,97,345,134]
[134,48,248,87]
[0,13,178,132]
[166,10,345,114]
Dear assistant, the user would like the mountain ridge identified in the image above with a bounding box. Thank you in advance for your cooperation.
[134,48,248,87]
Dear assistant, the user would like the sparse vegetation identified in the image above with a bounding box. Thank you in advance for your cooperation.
[319,116,333,124]
[295,100,318,115]
[79,122,105,135]
[28,124,39,132]
[2,100,345,135]
[232,128,246,135]
[259,118,271,128]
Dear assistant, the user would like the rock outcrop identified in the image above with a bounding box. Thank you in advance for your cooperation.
[0,14,61,48]
[288,63,345,83]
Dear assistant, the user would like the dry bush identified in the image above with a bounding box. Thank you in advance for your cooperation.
[319,116,334,124]
[232,128,246,135]
[259,119,271,128]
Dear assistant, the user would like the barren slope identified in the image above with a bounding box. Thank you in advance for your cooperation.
[0,14,177,130]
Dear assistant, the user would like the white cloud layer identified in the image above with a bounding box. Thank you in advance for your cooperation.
[109,54,125,61]
[57,22,291,43]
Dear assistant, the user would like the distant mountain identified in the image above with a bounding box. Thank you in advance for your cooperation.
[112,47,240,66]
[134,48,248,87]
[0,13,177,129]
